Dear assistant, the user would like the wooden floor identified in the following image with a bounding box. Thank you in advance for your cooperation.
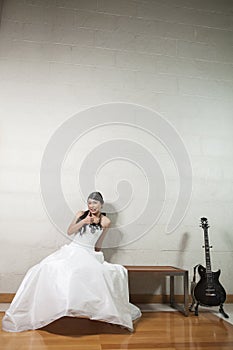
[1,311,233,350]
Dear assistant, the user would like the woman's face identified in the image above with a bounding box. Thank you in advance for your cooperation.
[87,199,102,215]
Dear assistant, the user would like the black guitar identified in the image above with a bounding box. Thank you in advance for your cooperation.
[191,217,228,317]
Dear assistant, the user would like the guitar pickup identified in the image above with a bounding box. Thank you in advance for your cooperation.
[205,292,216,296]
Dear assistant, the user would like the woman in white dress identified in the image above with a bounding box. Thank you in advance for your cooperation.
[2,192,141,332]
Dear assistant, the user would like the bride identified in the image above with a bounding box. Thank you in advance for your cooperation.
[2,192,141,332]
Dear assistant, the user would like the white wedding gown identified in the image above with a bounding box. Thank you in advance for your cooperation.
[2,225,141,332]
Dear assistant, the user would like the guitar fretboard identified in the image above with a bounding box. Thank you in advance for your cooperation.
[203,225,213,286]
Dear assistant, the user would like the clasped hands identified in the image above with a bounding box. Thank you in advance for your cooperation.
[82,212,100,225]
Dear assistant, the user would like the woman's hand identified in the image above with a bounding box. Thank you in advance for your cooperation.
[67,211,101,236]
[83,212,100,225]
[82,212,94,225]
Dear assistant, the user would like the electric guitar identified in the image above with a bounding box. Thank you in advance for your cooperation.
[194,217,226,307]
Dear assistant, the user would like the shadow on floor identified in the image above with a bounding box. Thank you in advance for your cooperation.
[40,316,136,336]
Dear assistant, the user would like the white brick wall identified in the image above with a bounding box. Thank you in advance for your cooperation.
[0,0,233,294]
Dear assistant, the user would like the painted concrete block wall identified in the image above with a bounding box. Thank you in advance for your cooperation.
[0,0,233,295]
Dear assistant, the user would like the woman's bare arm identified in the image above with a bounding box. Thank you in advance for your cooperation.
[67,211,85,235]
[95,216,111,251]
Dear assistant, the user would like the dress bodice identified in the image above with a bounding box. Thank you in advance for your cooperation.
[71,224,103,249]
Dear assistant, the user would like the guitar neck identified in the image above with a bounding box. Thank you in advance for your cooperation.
[203,226,214,286]
[204,227,212,272]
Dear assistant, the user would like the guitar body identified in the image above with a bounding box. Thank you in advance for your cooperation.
[194,265,226,306]
[190,218,228,317]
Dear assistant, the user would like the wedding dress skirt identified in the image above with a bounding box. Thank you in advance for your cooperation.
[2,226,141,332]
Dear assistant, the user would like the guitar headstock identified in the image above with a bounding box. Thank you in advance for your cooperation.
[200,217,209,229]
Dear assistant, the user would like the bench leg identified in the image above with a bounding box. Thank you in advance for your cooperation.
[170,276,175,306]
[170,273,189,316]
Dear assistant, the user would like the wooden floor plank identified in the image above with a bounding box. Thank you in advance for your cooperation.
[1,311,233,350]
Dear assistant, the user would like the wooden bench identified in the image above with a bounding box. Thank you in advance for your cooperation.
[124,265,189,316]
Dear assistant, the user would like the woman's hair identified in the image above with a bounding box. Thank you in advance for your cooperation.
[87,191,104,204]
